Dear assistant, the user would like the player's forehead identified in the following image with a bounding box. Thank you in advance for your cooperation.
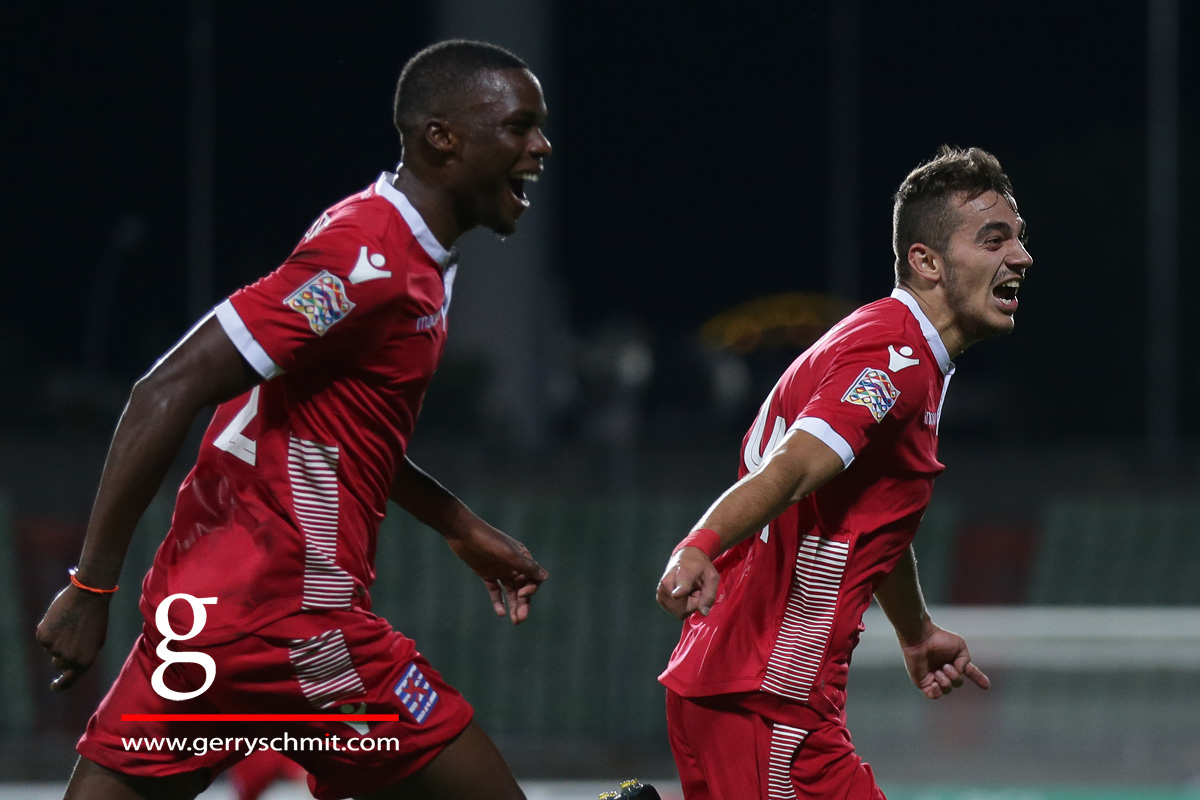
[460,68,545,118]
[953,190,1023,234]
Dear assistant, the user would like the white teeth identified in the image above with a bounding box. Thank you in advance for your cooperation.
[1000,279,1020,288]
[513,173,539,182]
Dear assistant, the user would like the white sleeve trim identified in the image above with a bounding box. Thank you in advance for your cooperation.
[215,299,283,380]
[790,417,856,468]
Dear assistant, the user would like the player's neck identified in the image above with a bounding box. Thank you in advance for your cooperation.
[896,282,969,359]
[390,168,462,250]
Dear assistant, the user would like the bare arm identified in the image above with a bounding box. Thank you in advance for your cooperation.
[874,545,933,643]
[656,428,845,619]
[389,457,547,624]
[35,316,260,690]
[875,546,990,698]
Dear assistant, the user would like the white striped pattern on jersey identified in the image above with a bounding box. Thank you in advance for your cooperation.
[289,628,365,709]
[288,436,356,610]
[761,534,850,701]
[767,723,809,800]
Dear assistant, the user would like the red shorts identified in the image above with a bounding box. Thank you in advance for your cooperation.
[666,690,884,800]
[78,609,474,800]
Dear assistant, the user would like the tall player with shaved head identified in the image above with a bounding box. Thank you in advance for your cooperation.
[37,40,551,800]
[657,147,1032,799]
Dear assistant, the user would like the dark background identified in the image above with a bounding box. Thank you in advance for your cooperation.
[3,2,1200,787]
[4,1,1197,448]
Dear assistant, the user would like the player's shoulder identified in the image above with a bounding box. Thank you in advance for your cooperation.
[840,296,920,336]
[814,297,922,359]
[814,295,939,392]
[284,175,442,293]
[303,178,412,250]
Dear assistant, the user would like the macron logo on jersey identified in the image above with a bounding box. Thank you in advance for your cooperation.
[842,367,900,422]
[349,246,392,284]
[888,345,920,372]
[393,663,439,724]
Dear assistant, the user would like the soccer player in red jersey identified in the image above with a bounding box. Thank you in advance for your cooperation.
[656,147,1032,799]
[36,40,551,800]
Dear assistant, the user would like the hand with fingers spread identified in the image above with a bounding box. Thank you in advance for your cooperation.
[899,623,990,700]
[656,547,720,620]
[389,457,547,624]
[35,585,112,691]
[446,524,547,625]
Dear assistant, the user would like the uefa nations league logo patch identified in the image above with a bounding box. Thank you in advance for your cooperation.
[841,367,900,422]
[284,270,355,335]
[393,662,439,724]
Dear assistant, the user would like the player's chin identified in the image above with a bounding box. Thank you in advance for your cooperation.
[990,315,1017,336]
[977,309,1016,338]
[484,211,520,237]
[988,298,1018,328]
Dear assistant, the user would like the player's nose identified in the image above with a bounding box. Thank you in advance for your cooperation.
[530,128,552,159]
[1009,240,1032,269]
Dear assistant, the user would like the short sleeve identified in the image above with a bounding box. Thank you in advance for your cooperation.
[791,333,931,465]
[222,211,413,376]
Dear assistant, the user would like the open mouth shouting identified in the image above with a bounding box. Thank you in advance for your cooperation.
[508,170,540,210]
[992,277,1021,314]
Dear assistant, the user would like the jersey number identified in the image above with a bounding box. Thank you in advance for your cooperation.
[744,388,788,543]
[214,386,260,466]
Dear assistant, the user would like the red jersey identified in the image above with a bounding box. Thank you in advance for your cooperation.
[660,289,955,712]
[141,173,458,644]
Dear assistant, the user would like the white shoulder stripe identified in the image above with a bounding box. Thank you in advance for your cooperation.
[215,300,283,380]
[791,417,855,468]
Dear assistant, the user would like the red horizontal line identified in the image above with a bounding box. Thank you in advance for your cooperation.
[121,714,399,722]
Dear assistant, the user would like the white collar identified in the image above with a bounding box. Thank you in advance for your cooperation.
[890,287,954,375]
[375,171,459,270]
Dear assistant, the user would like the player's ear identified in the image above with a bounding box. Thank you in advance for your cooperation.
[423,118,457,156]
[907,243,942,283]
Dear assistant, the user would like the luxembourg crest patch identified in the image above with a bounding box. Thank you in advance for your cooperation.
[393,662,439,724]
[283,271,355,336]
[841,367,900,422]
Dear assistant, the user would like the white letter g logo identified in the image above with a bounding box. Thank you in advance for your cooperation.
[151,593,218,701]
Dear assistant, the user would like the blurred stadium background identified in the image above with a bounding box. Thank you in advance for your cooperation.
[4,0,1199,797]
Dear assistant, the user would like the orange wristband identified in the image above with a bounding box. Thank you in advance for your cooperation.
[69,567,118,594]
[672,528,722,561]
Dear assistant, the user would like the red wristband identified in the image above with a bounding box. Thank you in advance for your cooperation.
[672,528,722,561]
[68,567,118,594]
